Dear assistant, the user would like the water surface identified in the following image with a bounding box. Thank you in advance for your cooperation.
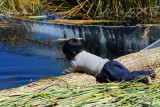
[0,40,69,90]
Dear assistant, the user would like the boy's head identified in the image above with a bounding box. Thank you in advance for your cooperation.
[63,38,83,61]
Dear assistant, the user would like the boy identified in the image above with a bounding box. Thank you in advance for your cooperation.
[62,38,159,84]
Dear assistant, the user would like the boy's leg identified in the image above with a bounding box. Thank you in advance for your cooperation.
[101,60,133,82]
[121,72,153,84]
[132,70,159,78]
[122,70,153,81]
[132,70,153,75]
[122,70,159,84]
[101,60,158,83]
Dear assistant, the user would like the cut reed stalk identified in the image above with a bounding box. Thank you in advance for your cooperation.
[47,19,128,24]
[15,15,47,19]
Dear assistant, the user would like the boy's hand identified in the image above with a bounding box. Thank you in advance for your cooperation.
[62,70,72,75]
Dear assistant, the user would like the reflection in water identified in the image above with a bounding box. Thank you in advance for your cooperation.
[2,15,160,57]
[1,15,160,56]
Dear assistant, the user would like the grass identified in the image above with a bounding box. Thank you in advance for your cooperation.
[0,65,160,106]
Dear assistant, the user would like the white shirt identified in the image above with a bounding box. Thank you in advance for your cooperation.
[63,50,109,77]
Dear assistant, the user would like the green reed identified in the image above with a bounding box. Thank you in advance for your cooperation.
[1,79,160,106]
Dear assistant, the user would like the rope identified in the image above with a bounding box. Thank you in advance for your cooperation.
[141,39,160,51]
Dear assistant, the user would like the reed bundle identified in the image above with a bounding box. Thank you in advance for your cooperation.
[0,67,160,107]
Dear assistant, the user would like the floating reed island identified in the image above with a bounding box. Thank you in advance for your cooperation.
[0,47,160,106]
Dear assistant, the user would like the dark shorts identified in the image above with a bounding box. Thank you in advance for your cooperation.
[101,60,153,82]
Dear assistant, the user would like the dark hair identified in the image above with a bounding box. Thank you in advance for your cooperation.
[63,38,83,54]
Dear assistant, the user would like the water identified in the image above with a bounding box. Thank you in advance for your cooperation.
[0,40,69,90]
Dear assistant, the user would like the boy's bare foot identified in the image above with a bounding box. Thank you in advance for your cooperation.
[152,70,159,78]
[139,75,152,84]
[145,76,152,85]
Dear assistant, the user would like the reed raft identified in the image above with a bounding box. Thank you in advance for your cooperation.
[0,47,160,107]
[115,47,160,71]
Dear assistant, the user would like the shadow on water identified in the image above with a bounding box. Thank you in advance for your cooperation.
[0,15,160,90]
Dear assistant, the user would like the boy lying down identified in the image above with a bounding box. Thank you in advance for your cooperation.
[62,38,159,84]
